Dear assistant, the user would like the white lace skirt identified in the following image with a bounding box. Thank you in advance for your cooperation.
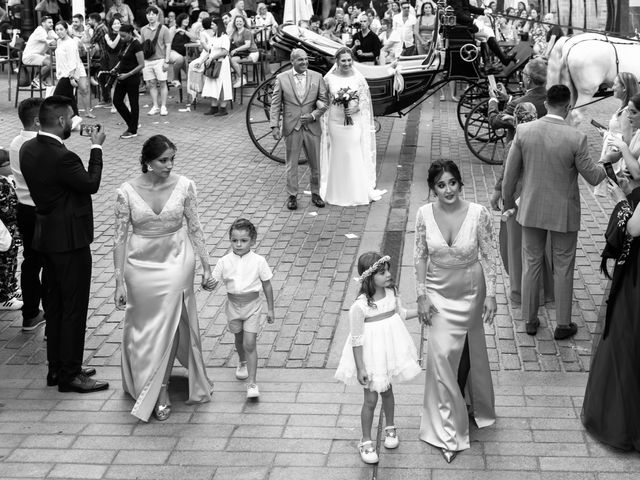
[335,313,421,392]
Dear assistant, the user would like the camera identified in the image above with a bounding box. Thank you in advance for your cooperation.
[79,124,101,137]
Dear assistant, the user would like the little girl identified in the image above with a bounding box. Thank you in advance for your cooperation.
[335,252,421,464]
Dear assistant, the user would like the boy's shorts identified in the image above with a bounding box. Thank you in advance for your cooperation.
[226,292,261,334]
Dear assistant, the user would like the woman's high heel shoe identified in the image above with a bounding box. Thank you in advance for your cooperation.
[153,383,171,421]
[440,448,457,463]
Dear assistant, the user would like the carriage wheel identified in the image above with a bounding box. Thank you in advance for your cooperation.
[463,99,508,165]
[456,81,488,129]
[246,76,307,164]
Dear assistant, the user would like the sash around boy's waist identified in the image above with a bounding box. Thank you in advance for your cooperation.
[227,291,260,303]
[364,309,395,323]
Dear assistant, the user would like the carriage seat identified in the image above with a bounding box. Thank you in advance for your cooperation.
[354,55,437,80]
[282,25,342,58]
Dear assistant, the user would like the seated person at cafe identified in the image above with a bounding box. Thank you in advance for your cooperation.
[22,15,57,88]
[352,16,381,64]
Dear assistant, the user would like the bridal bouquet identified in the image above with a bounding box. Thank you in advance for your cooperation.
[332,87,359,126]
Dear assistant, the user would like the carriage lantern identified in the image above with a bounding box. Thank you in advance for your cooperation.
[442,6,457,26]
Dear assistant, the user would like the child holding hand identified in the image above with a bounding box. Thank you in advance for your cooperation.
[211,218,275,399]
[335,252,421,464]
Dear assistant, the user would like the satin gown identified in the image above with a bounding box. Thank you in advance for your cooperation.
[415,202,497,452]
[320,72,384,206]
[114,175,213,422]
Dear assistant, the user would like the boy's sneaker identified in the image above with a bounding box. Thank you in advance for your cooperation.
[246,383,260,399]
[1,296,23,311]
[235,362,248,380]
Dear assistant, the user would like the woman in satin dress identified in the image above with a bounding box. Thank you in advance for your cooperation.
[414,160,497,462]
[113,135,214,422]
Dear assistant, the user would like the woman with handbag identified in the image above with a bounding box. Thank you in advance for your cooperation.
[194,17,232,116]
[113,24,145,139]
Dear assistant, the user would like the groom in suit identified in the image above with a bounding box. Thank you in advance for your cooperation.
[270,48,328,210]
[20,96,109,393]
[502,85,606,339]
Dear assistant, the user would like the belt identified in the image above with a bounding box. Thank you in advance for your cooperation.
[132,225,182,237]
[227,292,260,302]
[430,258,478,270]
[364,309,395,323]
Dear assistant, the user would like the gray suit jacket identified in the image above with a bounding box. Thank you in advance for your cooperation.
[269,69,328,137]
[502,116,606,233]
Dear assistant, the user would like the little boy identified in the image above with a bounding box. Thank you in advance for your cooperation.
[211,218,275,399]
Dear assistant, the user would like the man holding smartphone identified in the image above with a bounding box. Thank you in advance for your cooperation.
[20,96,109,393]
[502,85,607,339]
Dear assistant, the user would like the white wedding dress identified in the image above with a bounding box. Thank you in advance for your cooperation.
[319,69,385,207]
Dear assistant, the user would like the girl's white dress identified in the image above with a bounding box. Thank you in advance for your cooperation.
[335,289,421,392]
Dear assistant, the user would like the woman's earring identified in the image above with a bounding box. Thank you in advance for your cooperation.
[147,164,153,172]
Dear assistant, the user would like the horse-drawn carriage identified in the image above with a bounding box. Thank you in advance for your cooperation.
[246,4,532,165]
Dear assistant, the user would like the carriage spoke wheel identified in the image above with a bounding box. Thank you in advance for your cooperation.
[464,99,508,165]
[456,81,488,129]
[246,76,307,164]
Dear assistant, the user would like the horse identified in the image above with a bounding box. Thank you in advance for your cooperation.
[546,33,640,124]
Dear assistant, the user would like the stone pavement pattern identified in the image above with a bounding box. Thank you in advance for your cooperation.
[0,81,639,479]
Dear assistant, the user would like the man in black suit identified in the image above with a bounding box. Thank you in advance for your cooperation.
[20,95,109,393]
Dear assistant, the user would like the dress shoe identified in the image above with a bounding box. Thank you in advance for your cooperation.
[554,322,578,340]
[311,193,325,208]
[204,106,218,115]
[525,318,540,336]
[47,367,97,387]
[286,195,297,210]
[58,373,109,393]
[440,448,457,463]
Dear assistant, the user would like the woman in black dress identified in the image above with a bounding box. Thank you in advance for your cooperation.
[581,173,640,452]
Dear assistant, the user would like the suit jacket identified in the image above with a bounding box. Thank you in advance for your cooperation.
[502,116,606,233]
[269,69,328,137]
[20,134,103,253]
[490,85,547,193]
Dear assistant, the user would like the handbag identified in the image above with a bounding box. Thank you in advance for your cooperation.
[203,60,222,79]
[0,219,11,252]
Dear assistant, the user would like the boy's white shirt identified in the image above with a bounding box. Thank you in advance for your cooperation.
[212,250,273,294]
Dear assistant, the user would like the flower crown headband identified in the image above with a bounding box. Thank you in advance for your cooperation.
[356,255,391,283]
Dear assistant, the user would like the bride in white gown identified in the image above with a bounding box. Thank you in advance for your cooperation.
[319,47,385,207]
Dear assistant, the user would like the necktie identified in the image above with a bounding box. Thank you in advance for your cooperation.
[295,73,305,98]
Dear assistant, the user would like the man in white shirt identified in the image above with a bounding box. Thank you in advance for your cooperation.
[22,16,56,87]
[9,99,46,331]
[392,0,416,56]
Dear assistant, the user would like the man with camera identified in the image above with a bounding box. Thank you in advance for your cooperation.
[20,95,109,394]
[351,16,381,65]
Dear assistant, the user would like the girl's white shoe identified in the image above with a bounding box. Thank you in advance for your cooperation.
[358,440,379,464]
[384,426,399,449]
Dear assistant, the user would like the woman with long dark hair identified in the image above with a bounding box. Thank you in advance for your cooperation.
[114,135,214,422]
[415,160,497,463]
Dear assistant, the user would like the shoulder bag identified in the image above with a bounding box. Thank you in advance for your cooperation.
[203,60,222,79]
[142,25,162,59]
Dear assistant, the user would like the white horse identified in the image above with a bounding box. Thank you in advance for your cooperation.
[547,33,640,123]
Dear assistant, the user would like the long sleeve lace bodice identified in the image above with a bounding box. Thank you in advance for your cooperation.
[414,202,496,296]
[113,175,209,259]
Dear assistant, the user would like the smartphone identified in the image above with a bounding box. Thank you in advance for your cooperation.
[590,119,607,136]
[79,124,101,136]
[488,74,497,92]
[603,162,619,185]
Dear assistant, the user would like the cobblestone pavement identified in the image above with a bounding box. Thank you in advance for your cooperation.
[1,77,639,479]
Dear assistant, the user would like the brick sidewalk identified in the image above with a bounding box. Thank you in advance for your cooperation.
[1,77,639,479]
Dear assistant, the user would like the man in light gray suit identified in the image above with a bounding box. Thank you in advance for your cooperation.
[502,85,606,339]
[270,48,328,210]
